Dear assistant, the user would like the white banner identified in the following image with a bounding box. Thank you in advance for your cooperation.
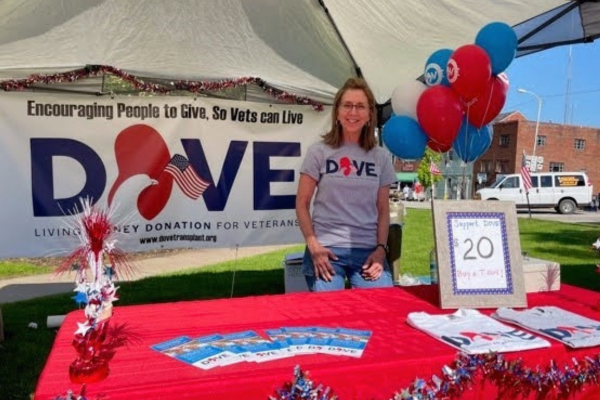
[0,93,330,257]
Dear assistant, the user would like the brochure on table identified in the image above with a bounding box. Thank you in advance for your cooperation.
[151,326,372,370]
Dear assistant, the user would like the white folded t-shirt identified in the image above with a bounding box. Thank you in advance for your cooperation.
[408,309,550,354]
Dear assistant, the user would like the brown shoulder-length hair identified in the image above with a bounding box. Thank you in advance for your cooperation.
[322,77,377,151]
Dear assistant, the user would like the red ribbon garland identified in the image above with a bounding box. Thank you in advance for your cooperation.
[0,65,325,111]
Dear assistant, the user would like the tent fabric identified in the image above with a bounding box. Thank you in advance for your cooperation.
[0,0,355,103]
[0,0,596,105]
[515,1,600,56]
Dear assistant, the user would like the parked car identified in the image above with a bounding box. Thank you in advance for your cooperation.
[475,171,593,214]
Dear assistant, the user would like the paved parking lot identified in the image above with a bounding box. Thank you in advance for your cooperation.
[404,200,600,225]
[515,208,600,224]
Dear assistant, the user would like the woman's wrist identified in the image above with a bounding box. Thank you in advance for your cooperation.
[374,243,388,255]
[306,237,320,253]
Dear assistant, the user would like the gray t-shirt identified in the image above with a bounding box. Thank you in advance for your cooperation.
[494,306,600,348]
[300,141,397,248]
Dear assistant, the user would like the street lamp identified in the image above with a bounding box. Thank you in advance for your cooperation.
[517,88,543,157]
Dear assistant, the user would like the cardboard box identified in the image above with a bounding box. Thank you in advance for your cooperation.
[522,257,560,293]
[284,252,309,293]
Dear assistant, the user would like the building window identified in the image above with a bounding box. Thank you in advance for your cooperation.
[481,160,493,173]
[537,135,546,147]
[495,160,509,173]
[447,150,454,161]
[574,139,585,150]
[499,135,510,147]
[549,162,564,172]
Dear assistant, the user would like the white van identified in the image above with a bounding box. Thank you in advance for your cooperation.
[476,172,593,214]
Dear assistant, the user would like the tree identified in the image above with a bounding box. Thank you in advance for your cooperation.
[417,148,443,192]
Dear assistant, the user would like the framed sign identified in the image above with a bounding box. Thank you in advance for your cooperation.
[432,200,526,309]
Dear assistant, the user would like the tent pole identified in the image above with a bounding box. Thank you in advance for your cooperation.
[317,0,362,78]
[376,105,384,145]
[517,2,578,44]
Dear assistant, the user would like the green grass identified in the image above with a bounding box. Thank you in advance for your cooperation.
[1,209,599,399]
[0,262,54,279]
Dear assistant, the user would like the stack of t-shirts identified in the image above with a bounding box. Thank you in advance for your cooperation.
[493,306,600,348]
[407,309,551,354]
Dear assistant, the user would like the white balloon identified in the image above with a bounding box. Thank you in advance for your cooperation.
[390,80,427,119]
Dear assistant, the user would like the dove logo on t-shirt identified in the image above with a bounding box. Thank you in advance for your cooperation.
[325,157,377,177]
[540,325,600,340]
[443,329,538,348]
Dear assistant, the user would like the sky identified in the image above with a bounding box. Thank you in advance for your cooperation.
[502,40,600,128]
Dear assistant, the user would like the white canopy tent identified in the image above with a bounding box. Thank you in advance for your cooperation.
[1,0,600,258]
[1,0,598,105]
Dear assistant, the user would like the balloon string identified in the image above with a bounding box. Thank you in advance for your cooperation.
[481,81,495,125]
[464,104,470,160]
[462,105,472,199]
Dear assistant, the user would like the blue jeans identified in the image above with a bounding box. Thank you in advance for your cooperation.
[302,247,393,292]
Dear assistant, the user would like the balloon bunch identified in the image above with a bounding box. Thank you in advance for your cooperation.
[55,198,134,384]
[383,22,517,162]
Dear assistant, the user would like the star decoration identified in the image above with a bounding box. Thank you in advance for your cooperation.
[72,291,88,306]
[103,285,119,303]
[55,199,136,375]
[85,304,100,320]
[413,378,426,390]
[74,282,88,293]
[105,240,116,253]
[74,321,91,336]
[593,238,600,250]
[103,265,115,280]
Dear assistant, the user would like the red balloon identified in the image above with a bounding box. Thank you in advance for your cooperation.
[466,73,509,128]
[417,86,464,146]
[447,44,492,102]
[427,139,453,153]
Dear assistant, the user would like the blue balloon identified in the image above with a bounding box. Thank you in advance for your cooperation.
[424,48,453,86]
[475,22,518,75]
[452,119,492,163]
[382,116,428,160]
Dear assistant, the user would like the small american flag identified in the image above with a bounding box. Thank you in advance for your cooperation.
[429,161,442,176]
[521,151,533,194]
[164,154,210,199]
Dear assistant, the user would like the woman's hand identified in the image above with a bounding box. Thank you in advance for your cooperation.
[308,242,337,282]
[361,247,386,280]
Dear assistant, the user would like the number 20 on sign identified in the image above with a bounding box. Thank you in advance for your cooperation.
[448,214,511,293]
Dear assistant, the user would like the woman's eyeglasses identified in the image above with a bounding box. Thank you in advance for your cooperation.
[339,103,368,112]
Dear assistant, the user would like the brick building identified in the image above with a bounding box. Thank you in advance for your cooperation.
[472,111,600,196]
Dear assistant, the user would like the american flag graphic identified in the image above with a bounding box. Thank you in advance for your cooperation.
[429,161,442,176]
[164,154,210,199]
[521,151,533,194]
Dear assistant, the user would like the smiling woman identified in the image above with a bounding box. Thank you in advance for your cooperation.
[295,77,397,292]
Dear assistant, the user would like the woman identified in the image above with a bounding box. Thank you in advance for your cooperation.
[296,77,397,292]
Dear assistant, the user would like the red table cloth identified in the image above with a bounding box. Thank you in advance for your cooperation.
[35,285,600,400]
